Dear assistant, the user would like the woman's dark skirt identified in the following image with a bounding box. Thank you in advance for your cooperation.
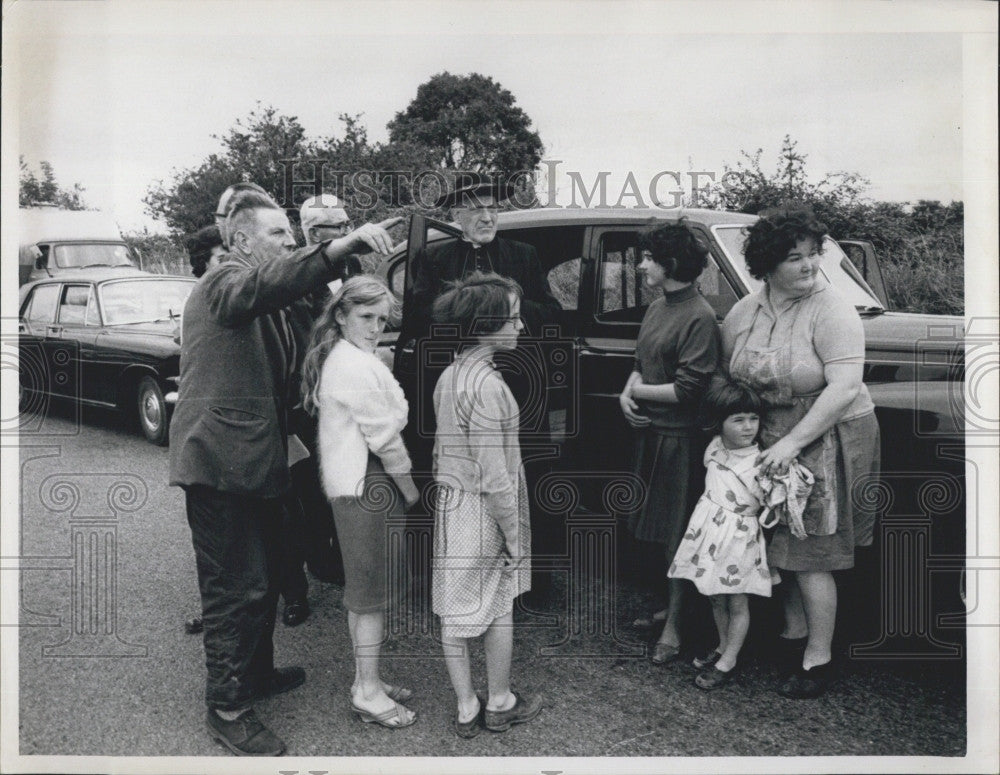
[627,427,706,566]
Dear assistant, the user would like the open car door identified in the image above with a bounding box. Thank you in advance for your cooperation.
[393,212,464,471]
[393,212,463,372]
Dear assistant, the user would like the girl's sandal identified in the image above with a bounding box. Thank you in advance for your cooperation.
[351,701,417,729]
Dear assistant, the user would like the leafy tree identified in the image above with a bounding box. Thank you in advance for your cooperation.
[145,76,547,237]
[144,104,316,236]
[19,157,88,209]
[387,72,544,178]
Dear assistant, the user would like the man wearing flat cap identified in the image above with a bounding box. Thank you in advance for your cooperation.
[399,173,562,600]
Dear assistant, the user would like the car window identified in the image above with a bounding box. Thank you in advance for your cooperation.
[713,227,884,311]
[548,257,581,311]
[53,243,134,269]
[596,230,740,322]
[597,234,655,323]
[85,288,101,325]
[23,284,60,327]
[58,285,92,325]
[387,254,406,301]
[697,253,740,318]
[100,279,195,324]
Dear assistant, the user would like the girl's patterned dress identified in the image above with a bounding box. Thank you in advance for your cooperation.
[668,436,772,597]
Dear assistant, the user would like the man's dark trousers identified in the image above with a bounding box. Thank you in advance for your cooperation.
[185,485,283,711]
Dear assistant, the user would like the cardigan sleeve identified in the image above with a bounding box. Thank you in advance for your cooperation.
[322,353,412,475]
[461,380,520,552]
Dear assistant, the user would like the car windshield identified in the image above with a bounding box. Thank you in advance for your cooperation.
[53,243,135,269]
[99,279,195,325]
[712,226,885,311]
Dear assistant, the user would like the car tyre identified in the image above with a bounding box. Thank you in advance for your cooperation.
[136,376,169,446]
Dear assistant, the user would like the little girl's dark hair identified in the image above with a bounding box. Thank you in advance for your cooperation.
[700,375,764,431]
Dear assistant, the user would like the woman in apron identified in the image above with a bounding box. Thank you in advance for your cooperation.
[721,207,880,699]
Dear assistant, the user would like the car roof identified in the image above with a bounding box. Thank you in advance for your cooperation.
[19,269,195,308]
[493,206,758,229]
[414,206,758,247]
[18,208,125,243]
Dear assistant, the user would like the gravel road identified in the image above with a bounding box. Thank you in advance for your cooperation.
[12,403,969,767]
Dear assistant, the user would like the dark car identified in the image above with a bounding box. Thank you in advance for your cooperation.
[18,268,197,445]
[378,207,967,651]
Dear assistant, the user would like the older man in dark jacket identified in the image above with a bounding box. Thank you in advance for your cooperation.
[169,194,397,756]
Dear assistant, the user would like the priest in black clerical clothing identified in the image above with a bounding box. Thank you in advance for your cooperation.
[399,174,563,601]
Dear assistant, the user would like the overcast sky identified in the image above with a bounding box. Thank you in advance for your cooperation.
[2,0,990,233]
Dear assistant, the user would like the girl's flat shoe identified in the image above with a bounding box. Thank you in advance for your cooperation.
[695,665,736,690]
[650,642,681,664]
[692,649,722,669]
[454,701,484,739]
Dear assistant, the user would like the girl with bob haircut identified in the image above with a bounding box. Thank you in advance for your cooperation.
[429,271,545,738]
[301,275,420,729]
[669,376,773,690]
[619,220,720,665]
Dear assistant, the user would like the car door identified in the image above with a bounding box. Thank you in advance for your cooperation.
[571,223,742,507]
[18,282,62,399]
[52,283,103,402]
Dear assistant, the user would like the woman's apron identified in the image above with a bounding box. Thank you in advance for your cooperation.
[729,303,838,537]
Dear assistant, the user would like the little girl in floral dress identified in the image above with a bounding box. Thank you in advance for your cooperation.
[668,377,773,690]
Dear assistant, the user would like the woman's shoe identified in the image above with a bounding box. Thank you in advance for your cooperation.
[631,609,668,629]
[695,665,736,690]
[692,649,722,670]
[484,692,544,732]
[778,661,835,699]
[650,642,681,665]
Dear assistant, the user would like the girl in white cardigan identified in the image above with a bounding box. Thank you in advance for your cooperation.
[301,275,419,729]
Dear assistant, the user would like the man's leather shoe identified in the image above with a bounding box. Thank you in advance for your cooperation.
[282,600,310,627]
[206,708,285,756]
[254,666,306,701]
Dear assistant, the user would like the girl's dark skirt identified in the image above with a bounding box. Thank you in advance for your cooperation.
[329,454,403,614]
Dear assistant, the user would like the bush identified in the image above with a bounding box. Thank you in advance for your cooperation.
[704,137,963,316]
[122,230,190,276]
[879,229,964,316]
